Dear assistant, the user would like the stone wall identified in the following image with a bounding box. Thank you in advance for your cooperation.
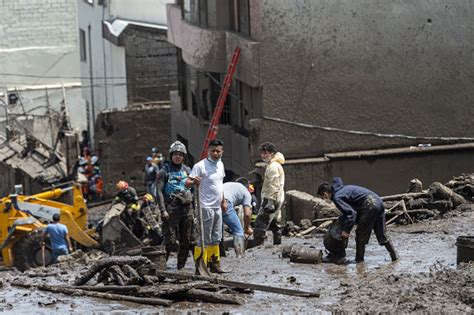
[95,105,171,197]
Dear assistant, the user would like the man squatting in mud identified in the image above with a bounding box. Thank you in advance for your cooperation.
[318,177,398,263]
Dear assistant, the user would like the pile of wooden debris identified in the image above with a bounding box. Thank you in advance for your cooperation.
[11,255,319,307]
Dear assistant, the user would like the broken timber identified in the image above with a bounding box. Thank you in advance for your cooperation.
[154,270,320,298]
[11,281,173,307]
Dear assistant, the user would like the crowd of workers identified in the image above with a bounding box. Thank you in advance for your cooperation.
[49,137,398,270]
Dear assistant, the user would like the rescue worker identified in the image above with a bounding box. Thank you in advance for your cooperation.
[144,156,159,198]
[151,147,164,169]
[114,180,141,236]
[156,141,194,270]
[186,139,226,273]
[254,142,285,246]
[317,177,399,263]
[41,213,73,264]
[138,193,163,245]
[223,178,254,257]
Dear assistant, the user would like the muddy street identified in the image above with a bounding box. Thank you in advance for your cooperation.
[0,207,472,313]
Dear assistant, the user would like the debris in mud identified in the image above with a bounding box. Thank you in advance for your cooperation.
[333,262,474,313]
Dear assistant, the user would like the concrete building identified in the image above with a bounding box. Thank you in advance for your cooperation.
[77,0,176,142]
[77,0,177,196]
[0,0,87,141]
[167,0,474,195]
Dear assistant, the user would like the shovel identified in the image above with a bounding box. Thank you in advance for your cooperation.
[195,186,212,276]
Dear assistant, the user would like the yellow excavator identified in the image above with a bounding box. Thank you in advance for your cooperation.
[0,182,99,271]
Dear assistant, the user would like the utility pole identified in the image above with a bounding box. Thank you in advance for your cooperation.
[45,87,55,147]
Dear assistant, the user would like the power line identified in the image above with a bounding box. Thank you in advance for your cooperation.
[262,116,474,142]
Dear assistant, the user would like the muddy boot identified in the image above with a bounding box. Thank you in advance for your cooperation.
[355,243,365,263]
[209,255,226,274]
[233,235,245,258]
[253,229,266,246]
[272,230,282,245]
[384,241,399,261]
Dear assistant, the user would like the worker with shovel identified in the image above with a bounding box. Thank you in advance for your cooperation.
[186,139,226,274]
[317,177,398,263]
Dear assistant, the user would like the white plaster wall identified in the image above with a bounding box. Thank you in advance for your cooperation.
[110,0,173,25]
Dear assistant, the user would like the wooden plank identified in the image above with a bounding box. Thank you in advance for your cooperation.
[154,271,320,298]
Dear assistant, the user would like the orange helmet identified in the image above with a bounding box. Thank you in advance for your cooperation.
[116,180,129,190]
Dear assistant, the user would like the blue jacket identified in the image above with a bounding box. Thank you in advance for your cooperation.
[331,177,383,232]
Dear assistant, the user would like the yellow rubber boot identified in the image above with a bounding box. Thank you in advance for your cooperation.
[194,245,208,265]
[207,244,224,273]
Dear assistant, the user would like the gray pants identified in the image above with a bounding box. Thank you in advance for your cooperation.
[254,203,282,242]
[198,207,222,246]
[355,196,389,246]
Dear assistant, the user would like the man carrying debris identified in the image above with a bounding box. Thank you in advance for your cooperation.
[41,213,73,264]
[254,142,286,246]
[317,177,398,263]
[156,141,194,270]
[186,139,226,273]
[222,177,254,257]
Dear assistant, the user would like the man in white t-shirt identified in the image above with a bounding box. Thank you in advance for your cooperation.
[186,139,226,273]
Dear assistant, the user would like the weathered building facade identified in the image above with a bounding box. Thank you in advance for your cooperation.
[167,0,474,195]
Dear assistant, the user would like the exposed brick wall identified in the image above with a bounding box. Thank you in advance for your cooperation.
[123,27,178,102]
[0,0,78,49]
[95,105,171,197]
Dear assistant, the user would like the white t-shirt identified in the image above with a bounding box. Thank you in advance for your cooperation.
[190,158,225,208]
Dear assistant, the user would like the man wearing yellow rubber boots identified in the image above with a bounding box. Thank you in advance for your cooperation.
[186,139,226,273]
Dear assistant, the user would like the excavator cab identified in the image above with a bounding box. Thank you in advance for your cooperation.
[0,182,99,271]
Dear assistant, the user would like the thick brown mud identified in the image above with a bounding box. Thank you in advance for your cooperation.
[0,208,472,313]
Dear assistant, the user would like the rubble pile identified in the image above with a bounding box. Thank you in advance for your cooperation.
[383,174,473,226]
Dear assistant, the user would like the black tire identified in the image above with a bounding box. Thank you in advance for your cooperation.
[12,230,53,271]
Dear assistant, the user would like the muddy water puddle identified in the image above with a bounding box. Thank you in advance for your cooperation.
[0,210,471,313]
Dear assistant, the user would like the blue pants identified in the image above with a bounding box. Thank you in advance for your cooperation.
[52,247,69,263]
[223,200,244,237]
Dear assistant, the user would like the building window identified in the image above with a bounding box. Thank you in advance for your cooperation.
[79,29,87,62]
[182,0,207,27]
[231,0,250,35]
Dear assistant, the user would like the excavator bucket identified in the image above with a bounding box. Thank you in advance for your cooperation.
[99,203,143,254]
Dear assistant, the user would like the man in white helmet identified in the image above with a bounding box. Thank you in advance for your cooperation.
[156,141,194,270]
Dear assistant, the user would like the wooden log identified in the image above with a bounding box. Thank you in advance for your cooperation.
[154,271,320,298]
[11,281,173,307]
[70,285,140,293]
[296,226,317,237]
[312,217,338,223]
[429,182,467,207]
[138,281,210,297]
[401,200,414,224]
[381,192,428,201]
[109,265,127,286]
[121,264,143,284]
[74,256,150,286]
[180,288,244,305]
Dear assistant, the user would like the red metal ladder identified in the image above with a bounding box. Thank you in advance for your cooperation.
[199,47,241,159]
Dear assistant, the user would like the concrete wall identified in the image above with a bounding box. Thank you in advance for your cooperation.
[254,0,474,159]
[0,0,80,86]
[110,0,172,25]
[283,144,474,197]
[94,106,171,196]
[77,0,128,144]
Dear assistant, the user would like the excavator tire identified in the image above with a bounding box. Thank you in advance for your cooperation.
[12,230,53,271]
